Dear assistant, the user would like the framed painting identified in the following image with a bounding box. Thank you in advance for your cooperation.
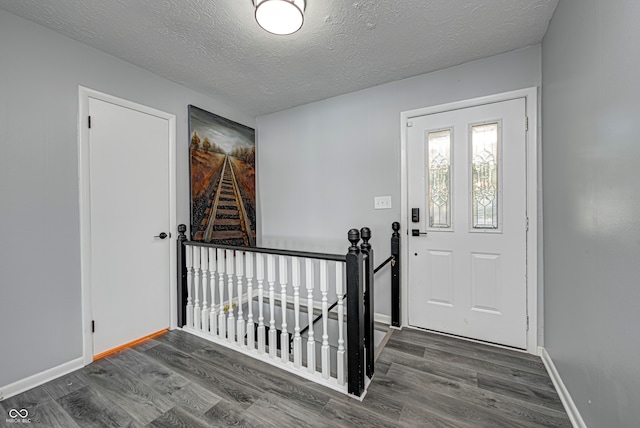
[188,105,256,246]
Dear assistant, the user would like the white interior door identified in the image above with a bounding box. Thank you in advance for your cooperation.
[407,98,528,349]
[89,97,171,356]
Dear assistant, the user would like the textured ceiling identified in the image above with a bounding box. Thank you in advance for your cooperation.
[0,0,558,116]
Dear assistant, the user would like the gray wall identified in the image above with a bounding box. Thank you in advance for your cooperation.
[0,9,253,388]
[256,46,542,318]
[542,0,640,426]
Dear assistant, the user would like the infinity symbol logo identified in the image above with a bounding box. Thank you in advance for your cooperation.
[8,408,28,418]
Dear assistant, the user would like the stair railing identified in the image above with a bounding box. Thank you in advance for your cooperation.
[176,224,374,398]
[370,222,401,328]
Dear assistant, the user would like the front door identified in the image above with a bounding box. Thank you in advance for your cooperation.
[407,98,528,349]
[88,96,171,357]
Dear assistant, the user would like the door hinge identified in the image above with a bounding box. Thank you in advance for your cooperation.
[91,320,95,333]
[88,115,92,129]
[406,121,413,127]
[526,316,530,331]
[526,217,529,232]
[525,116,529,131]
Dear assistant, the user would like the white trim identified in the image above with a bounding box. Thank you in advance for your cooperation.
[78,87,177,365]
[0,357,84,401]
[539,347,587,428]
[400,87,539,354]
[374,313,391,325]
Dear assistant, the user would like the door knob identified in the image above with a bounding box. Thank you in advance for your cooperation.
[412,229,428,236]
[155,232,169,239]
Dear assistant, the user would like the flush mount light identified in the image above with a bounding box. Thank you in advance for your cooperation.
[254,0,306,35]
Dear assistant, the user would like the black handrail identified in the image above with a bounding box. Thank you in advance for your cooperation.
[183,239,346,262]
[296,293,347,340]
[373,255,395,274]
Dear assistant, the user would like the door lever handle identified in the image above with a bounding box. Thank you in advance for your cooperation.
[412,229,428,236]
[154,232,170,239]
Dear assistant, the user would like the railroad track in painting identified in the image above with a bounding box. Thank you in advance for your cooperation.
[203,155,254,246]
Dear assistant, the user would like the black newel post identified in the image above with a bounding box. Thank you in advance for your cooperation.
[360,227,375,379]
[391,222,401,328]
[177,224,188,328]
[346,229,365,397]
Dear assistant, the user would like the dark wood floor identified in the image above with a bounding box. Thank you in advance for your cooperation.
[0,328,571,427]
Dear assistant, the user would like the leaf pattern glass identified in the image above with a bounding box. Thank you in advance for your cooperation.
[427,130,451,228]
[471,123,499,229]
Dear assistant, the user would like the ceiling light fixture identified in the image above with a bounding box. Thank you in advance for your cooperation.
[254,0,306,35]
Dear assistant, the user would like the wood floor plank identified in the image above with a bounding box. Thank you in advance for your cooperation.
[420,345,556,391]
[15,399,81,427]
[156,329,212,354]
[321,397,402,428]
[42,372,89,401]
[395,327,546,370]
[372,370,530,428]
[56,385,140,428]
[377,345,479,386]
[477,371,566,412]
[144,342,262,409]
[201,398,266,428]
[108,345,223,416]
[339,385,405,422]
[107,347,191,395]
[165,381,221,416]
[1,386,81,428]
[78,358,174,425]
[147,405,211,428]
[131,337,161,352]
[376,360,391,375]
[2,328,570,428]
[193,345,332,413]
[400,402,473,428]
[244,391,322,428]
[0,385,53,411]
[384,337,426,357]
[387,363,571,427]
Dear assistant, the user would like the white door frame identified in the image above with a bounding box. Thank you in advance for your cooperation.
[400,87,539,354]
[78,86,177,365]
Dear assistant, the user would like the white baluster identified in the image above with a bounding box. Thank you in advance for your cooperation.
[256,253,265,354]
[193,247,201,331]
[306,259,316,373]
[217,248,226,339]
[208,248,217,336]
[227,250,236,343]
[236,251,245,347]
[186,245,193,329]
[267,254,277,359]
[336,262,345,385]
[246,253,255,350]
[279,257,289,364]
[292,257,302,368]
[201,248,209,333]
[320,260,330,379]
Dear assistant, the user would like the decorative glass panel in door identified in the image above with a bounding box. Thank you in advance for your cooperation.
[471,122,500,230]
[427,129,452,229]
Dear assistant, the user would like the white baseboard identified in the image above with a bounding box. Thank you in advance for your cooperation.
[374,313,391,325]
[0,357,84,401]
[539,347,587,428]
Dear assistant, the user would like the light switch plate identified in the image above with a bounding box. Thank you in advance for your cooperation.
[374,196,392,210]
